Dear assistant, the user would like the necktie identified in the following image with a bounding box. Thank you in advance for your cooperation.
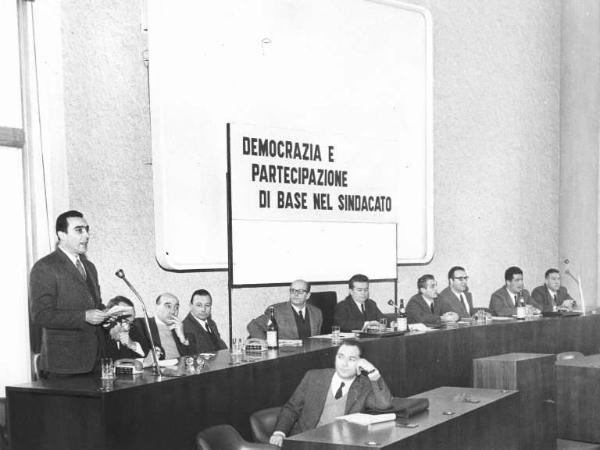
[334,382,345,400]
[460,294,469,314]
[361,303,366,316]
[513,295,518,307]
[205,322,213,335]
[430,302,435,314]
[553,294,557,305]
[76,258,86,280]
[298,310,304,321]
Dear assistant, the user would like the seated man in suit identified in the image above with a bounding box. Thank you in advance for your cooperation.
[406,274,442,326]
[334,274,385,332]
[435,266,474,319]
[183,289,227,353]
[489,266,533,316]
[139,293,194,359]
[531,268,575,312]
[269,339,392,447]
[100,296,146,359]
[247,279,323,340]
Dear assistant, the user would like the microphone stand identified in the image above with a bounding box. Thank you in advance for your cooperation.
[564,259,586,313]
[115,269,161,376]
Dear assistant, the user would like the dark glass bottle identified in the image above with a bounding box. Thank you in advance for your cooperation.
[266,306,279,349]
[397,299,408,332]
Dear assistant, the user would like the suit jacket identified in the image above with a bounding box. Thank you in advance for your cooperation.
[247,302,323,340]
[274,368,393,436]
[137,317,195,358]
[530,285,572,312]
[406,293,441,326]
[435,287,474,318]
[334,297,385,332]
[489,286,532,317]
[183,313,227,353]
[31,249,103,374]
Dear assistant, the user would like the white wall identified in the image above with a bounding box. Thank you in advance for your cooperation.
[53,0,563,341]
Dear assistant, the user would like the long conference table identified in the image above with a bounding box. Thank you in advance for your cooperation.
[7,313,600,450]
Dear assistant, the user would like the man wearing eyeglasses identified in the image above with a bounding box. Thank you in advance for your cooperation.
[435,266,474,319]
[247,279,323,340]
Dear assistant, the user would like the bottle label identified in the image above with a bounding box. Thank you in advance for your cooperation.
[266,330,278,348]
[516,306,526,319]
[397,317,408,332]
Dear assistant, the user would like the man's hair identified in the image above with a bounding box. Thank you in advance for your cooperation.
[337,338,363,357]
[291,279,311,293]
[505,266,523,282]
[190,289,212,304]
[448,266,465,280]
[155,293,177,305]
[56,210,83,235]
[545,268,560,278]
[348,274,369,289]
[417,274,435,291]
[106,295,134,309]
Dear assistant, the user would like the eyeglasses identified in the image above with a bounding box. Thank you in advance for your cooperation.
[290,289,307,295]
[453,276,469,281]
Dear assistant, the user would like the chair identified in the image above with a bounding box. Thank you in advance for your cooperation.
[250,406,281,443]
[308,291,337,334]
[556,351,584,361]
[195,424,277,450]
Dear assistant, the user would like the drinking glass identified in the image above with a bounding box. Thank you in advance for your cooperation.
[100,357,115,380]
[331,325,341,343]
[379,318,388,332]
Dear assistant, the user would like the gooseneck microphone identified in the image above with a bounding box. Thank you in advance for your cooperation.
[115,269,161,375]
[563,259,585,312]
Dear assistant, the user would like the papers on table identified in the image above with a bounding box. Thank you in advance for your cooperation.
[337,413,396,425]
[279,339,303,347]
[309,332,356,339]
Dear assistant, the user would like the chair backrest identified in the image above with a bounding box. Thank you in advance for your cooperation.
[308,291,337,334]
[556,351,584,361]
[249,406,281,443]
[196,425,242,450]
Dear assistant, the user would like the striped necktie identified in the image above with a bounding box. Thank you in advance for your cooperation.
[76,258,86,280]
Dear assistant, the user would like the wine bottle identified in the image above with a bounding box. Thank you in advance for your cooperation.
[397,299,408,332]
[516,292,526,320]
[266,306,279,349]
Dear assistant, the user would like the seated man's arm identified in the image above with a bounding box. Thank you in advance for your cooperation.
[489,292,509,317]
[359,359,393,410]
[247,313,269,339]
[270,372,312,442]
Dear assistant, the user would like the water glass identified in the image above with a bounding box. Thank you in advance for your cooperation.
[231,338,244,356]
[379,318,388,332]
[331,325,341,343]
[100,357,115,380]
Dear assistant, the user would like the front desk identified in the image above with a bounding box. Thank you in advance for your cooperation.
[8,314,600,450]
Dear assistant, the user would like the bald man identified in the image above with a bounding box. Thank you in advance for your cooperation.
[138,293,195,358]
[247,279,323,340]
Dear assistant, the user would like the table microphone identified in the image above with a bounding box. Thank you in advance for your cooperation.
[115,269,161,375]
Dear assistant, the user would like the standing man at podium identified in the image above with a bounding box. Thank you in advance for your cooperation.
[31,210,107,377]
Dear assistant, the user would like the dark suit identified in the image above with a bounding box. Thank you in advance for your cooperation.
[30,249,103,374]
[183,313,227,353]
[435,287,474,318]
[137,317,194,358]
[274,368,393,436]
[489,286,532,317]
[334,297,385,332]
[247,302,323,340]
[530,285,572,312]
[406,293,441,326]
[99,321,147,360]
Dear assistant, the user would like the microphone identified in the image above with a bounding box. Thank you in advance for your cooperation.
[562,259,585,312]
[387,298,398,315]
[115,269,161,375]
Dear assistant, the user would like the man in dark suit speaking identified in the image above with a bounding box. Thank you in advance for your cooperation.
[269,339,392,447]
[31,210,107,376]
[334,274,385,331]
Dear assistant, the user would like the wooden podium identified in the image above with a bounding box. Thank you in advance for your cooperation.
[473,352,556,450]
